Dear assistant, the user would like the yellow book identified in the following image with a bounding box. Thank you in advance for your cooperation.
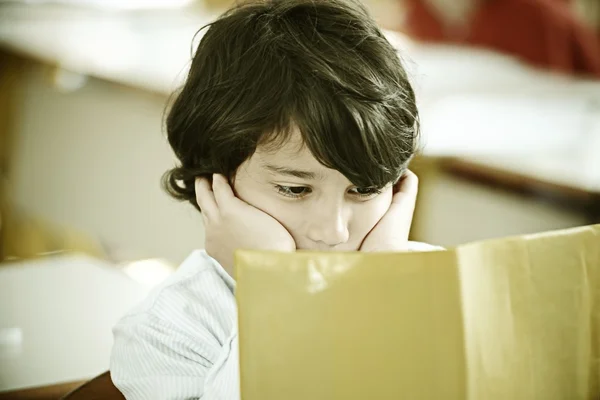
[236,224,600,400]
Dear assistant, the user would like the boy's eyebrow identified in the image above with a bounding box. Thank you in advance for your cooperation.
[262,163,321,180]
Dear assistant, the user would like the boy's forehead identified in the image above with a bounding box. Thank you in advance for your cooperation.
[257,128,304,153]
[255,129,310,161]
[254,141,318,168]
[251,134,329,176]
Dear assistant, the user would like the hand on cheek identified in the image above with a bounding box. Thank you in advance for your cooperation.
[359,170,418,252]
[195,174,296,274]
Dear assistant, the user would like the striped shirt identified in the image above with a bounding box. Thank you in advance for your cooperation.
[110,242,441,399]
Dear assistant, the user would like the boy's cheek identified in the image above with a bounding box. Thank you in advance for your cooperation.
[376,187,394,216]
[234,184,290,226]
[353,189,393,235]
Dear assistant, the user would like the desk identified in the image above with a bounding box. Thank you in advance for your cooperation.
[0,254,149,393]
[440,155,600,224]
[0,3,216,95]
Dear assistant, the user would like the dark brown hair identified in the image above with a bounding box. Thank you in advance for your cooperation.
[164,0,419,210]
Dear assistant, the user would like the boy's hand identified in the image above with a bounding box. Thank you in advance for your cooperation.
[359,170,418,252]
[195,174,296,274]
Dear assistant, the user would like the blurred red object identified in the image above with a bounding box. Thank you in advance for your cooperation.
[404,0,600,77]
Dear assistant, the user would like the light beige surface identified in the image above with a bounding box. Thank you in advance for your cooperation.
[236,224,600,399]
[0,254,150,391]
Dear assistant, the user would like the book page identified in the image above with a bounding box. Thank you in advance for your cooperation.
[457,225,600,399]
[236,250,467,399]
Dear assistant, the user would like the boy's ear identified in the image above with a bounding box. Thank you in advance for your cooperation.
[392,169,409,193]
[392,180,402,194]
[394,169,407,184]
[228,173,238,196]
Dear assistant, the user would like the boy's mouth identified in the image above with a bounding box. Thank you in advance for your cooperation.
[297,245,357,252]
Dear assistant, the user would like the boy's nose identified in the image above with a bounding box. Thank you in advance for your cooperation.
[306,206,350,248]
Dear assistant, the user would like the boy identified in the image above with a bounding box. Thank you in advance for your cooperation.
[110,0,438,398]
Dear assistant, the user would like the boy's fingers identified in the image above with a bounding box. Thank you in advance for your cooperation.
[388,170,418,237]
[392,170,418,204]
[212,174,236,208]
[200,211,209,228]
[195,177,218,219]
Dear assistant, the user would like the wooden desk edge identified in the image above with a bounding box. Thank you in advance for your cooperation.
[438,157,598,201]
[0,380,87,400]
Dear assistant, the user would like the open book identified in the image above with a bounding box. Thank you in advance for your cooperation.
[236,224,599,400]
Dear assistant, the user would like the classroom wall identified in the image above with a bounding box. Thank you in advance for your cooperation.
[9,63,204,264]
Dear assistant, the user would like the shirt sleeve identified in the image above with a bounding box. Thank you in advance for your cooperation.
[406,241,445,252]
[110,259,240,400]
[110,313,240,400]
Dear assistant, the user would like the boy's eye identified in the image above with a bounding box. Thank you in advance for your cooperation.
[276,185,312,198]
[349,187,383,198]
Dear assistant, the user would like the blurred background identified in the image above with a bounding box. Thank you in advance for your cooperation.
[0,0,599,397]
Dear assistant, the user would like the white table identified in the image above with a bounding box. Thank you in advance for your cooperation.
[0,3,218,94]
[0,254,150,392]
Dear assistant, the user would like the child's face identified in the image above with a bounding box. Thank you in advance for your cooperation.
[233,130,394,251]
